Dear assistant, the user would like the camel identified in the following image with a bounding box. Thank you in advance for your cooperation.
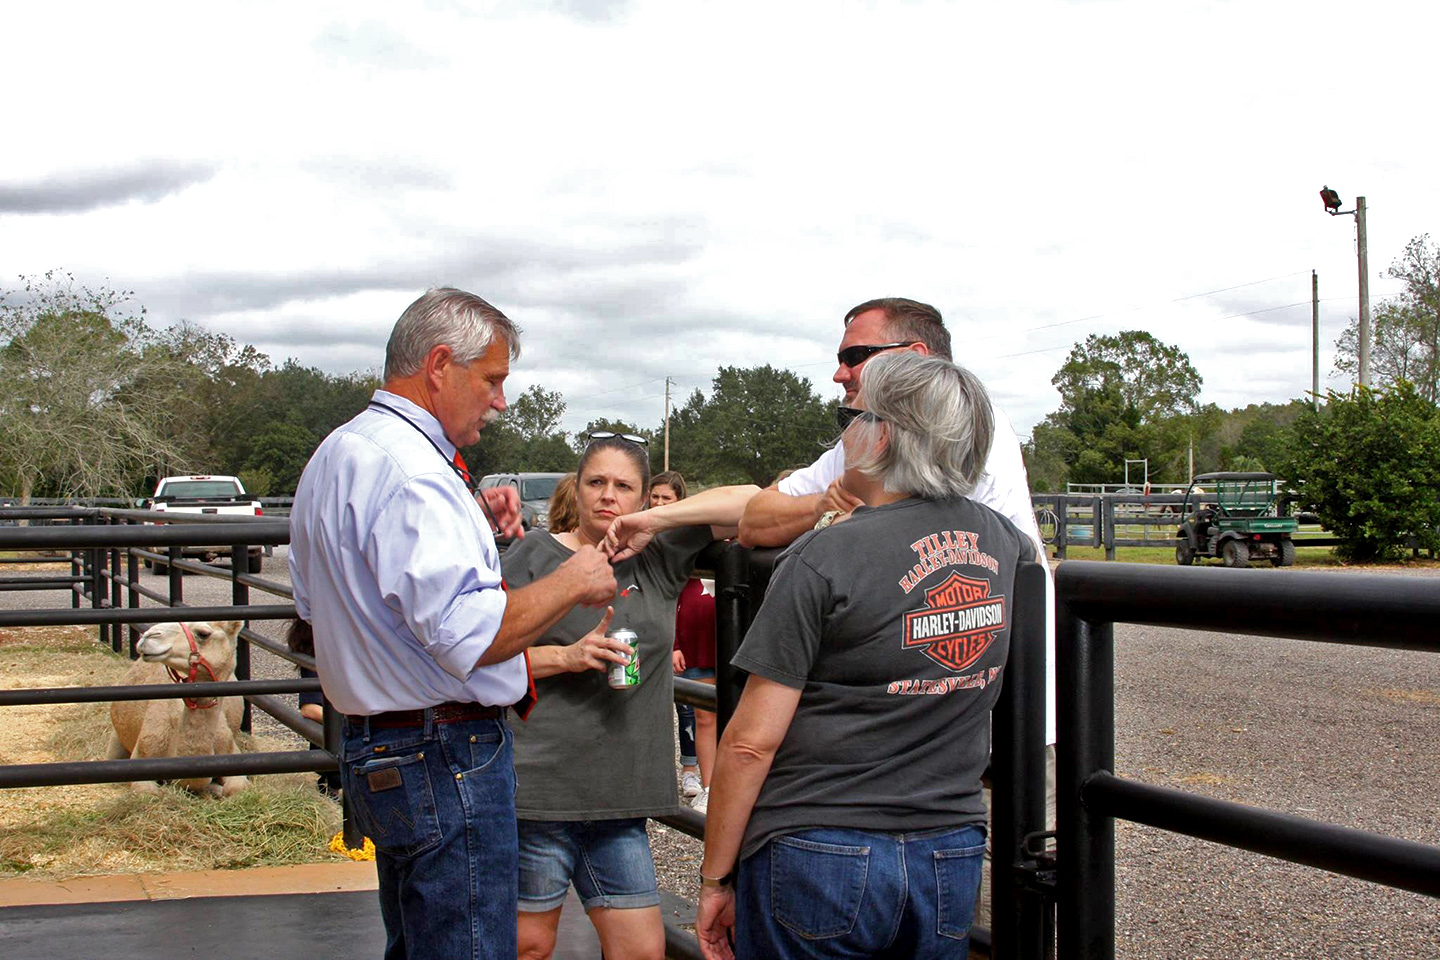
[105,619,249,797]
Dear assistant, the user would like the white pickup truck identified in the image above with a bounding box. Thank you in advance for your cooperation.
[147,475,265,572]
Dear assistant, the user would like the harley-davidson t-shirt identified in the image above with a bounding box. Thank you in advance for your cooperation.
[731,495,1034,859]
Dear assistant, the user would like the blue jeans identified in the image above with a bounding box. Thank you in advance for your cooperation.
[341,714,517,960]
[735,824,986,960]
[675,666,715,766]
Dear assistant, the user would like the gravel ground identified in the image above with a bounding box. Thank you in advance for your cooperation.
[11,553,1438,956]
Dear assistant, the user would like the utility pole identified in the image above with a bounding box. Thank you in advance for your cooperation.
[1312,270,1320,410]
[1319,186,1371,388]
[1356,196,1370,388]
[663,377,673,472]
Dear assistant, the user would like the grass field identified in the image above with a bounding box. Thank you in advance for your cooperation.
[1055,542,1440,569]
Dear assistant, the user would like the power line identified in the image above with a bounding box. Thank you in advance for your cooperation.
[562,375,668,406]
[788,268,1314,368]
[968,269,1313,342]
[982,296,1355,361]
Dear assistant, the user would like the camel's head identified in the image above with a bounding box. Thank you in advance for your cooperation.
[136,620,242,679]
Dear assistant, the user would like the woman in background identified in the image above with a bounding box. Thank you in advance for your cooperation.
[650,471,718,812]
[546,472,579,534]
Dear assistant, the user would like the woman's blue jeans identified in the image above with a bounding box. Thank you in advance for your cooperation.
[735,824,986,960]
[341,713,517,960]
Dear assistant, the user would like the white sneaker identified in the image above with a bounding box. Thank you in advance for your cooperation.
[680,770,702,798]
[691,786,709,814]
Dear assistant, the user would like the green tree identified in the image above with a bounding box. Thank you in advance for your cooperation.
[666,366,837,486]
[1281,382,1440,560]
[0,272,197,500]
[1335,234,1440,404]
[464,386,580,477]
[1030,332,1204,488]
[214,361,377,491]
[244,422,318,496]
[1052,330,1203,425]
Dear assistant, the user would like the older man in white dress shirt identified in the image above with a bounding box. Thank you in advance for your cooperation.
[737,296,1057,929]
[290,288,616,960]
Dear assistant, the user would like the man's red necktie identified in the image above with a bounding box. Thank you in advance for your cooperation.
[453,451,472,486]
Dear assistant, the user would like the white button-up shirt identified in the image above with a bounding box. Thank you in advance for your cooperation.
[778,400,1058,745]
[289,390,525,715]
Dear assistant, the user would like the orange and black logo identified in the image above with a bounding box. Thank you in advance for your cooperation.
[902,572,1006,671]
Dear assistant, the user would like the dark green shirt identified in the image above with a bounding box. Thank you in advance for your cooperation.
[503,525,714,820]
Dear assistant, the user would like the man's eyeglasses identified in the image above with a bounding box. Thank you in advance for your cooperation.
[836,341,917,368]
[587,431,649,446]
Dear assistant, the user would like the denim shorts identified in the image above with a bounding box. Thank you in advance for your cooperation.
[678,666,717,681]
[517,817,660,912]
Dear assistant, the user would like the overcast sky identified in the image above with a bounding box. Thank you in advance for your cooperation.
[4,0,1436,450]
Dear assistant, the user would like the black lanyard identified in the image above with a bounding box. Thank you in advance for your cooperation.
[367,400,502,533]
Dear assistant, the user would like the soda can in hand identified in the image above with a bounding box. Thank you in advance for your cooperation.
[607,628,640,690]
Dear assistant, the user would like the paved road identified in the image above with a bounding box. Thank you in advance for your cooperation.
[8,555,1439,958]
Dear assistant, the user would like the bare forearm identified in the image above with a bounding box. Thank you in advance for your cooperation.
[477,573,587,666]
[737,488,822,547]
[651,484,760,531]
[701,737,776,879]
[526,644,572,679]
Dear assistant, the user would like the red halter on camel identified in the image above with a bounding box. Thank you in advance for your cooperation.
[166,622,221,710]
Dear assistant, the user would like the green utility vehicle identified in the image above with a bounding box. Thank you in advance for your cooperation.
[1174,472,1299,568]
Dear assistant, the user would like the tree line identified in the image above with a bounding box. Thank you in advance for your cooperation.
[5,233,1438,558]
[0,272,840,499]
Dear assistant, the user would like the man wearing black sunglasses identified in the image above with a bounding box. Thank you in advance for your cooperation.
[737,297,1057,934]
[740,297,1040,550]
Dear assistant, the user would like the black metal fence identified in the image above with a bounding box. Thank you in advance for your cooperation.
[0,506,327,791]
[0,519,1054,960]
[1054,560,1440,958]
[1032,493,1343,560]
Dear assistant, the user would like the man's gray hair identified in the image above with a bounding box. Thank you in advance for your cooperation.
[383,287,521,381]
[846,352,993,499]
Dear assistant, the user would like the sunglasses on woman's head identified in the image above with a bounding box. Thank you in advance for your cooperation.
[587,431,649,446]
[836,341,917,368]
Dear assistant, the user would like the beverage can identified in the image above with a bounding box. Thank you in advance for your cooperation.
[607,628,640,690]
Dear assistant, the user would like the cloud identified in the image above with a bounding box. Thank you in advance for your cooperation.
[312,19,436,71]
[300,157,453,192]
[542,0,632,22]
[136,215,712,320]
[0,160,217,215]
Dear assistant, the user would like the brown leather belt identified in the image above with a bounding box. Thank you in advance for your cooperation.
[346,702,502,729]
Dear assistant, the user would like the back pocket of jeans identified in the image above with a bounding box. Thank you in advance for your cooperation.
[772,835,870,939]
[934,840,986,940]
[349,751,442,859]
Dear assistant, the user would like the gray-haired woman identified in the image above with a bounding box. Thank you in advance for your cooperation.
[696,352,1037,960]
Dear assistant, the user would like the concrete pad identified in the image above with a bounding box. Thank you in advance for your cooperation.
[140,860,377,899]
[0,873,149,907]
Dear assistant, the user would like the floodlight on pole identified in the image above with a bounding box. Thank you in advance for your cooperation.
[1318,185,1370,388]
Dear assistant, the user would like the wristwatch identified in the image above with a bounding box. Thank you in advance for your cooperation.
[699,870,734,888]
[815,509,842,530]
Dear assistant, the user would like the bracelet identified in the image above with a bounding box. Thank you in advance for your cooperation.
[699,869,734,888]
